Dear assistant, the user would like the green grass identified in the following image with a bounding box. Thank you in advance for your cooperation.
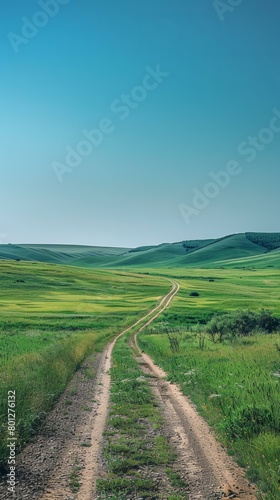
[69,459,82,493]
[0,260,169,468]
[97,335,188,499]
[144,267,280,327]
[138,331,280,499]
[217,248,280,269]
[137,266,280,498]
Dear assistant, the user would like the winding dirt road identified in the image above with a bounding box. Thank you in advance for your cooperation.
[0,279,258,499]
[75,280,179,500]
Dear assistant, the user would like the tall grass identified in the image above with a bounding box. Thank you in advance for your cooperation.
[139,332,280,499]
[0,331,108,467]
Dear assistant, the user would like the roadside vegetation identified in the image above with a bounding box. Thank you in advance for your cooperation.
[0,260,168,469]
[200,309,280,343]
[147,267,280,329]
[139,319,280,499]
[97,334,188,499]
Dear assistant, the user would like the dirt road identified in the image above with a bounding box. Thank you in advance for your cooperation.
[0,279,258,499]
[75,280,179,500]
[0,281,178,500]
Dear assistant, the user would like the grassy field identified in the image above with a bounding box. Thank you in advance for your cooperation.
[138,267,280,499]
[138,332,280,499]
[0,260,169,468]
[142,267,280,327]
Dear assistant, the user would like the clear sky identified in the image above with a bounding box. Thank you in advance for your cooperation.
[1,0,279,247]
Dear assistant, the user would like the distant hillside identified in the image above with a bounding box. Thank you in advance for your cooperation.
[173,234,266,267]
[216,247,280,269]
[245,232,280,251]
[0,233,279,269]
[0,244,130,266]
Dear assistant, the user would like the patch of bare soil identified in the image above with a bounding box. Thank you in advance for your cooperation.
[0,350,105,500]
[136,349,258,500]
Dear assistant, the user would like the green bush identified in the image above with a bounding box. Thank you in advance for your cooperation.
[258,309,280,333]
[230,310,258,337]
[206,315,231,343]
[204,309,279,343]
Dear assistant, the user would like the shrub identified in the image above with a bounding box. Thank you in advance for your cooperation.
[189,291,199,297]
[203,309,279,343]
[258,309,280,334]
[230,310,258,337]
[206,315,231,343]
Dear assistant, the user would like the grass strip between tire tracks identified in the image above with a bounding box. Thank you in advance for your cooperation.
[97,334,188,499]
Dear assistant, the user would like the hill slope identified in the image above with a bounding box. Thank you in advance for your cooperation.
[0,233,279,269]
[0,244,130,266]
[173,234,266,268]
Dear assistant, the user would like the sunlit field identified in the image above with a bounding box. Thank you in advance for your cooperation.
[144,267,280,325]
[0,260,169,468]
[138,267,280,499]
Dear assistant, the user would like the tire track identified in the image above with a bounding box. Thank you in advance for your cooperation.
[41,280,179,500]
[78,279,179,500]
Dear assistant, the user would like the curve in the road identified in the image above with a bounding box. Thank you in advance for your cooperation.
[76,279,179,500]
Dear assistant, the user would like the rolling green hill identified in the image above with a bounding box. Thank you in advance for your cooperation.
[0,233,279,269]
[0,244,129,266]
[217,247,280,269]
[173,233,266,268]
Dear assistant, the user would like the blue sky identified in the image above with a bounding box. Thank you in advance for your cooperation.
[1,0,279,247]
